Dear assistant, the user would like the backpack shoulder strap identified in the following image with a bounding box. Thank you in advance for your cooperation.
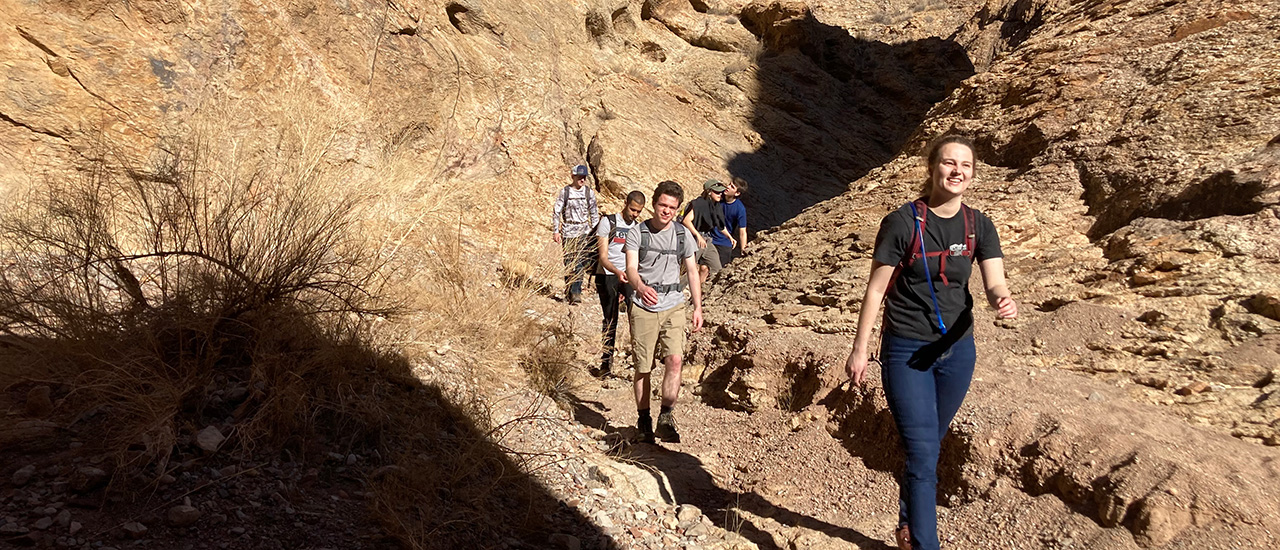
[907,200,928,265]
[962,204,975,259]
[560,186,572,218]
[675,224,686,258]
[639,221,652,263]
[887,201,926,298]
[607,213,618,240]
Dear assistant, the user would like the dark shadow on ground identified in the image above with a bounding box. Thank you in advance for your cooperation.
[569,396,893,550]
[730,5,975,230]
[0,341,619,550]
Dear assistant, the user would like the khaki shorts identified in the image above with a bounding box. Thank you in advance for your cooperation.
[696,239,723,276]
[629,304,686,375]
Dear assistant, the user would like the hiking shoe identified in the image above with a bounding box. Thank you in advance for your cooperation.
[589,364,611,378]
[894,524,911,550]
[655,412,681,443]
[636,421,656,444]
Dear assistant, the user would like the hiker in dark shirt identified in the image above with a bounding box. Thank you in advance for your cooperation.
[844,135,1017,550]
[680,179,734,288]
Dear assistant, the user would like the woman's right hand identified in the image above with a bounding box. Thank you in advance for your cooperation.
[845,347,868,385]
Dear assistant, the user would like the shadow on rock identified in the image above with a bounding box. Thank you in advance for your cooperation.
[729,3,975,230]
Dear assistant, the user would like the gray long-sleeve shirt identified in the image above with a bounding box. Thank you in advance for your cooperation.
[553,185,600,239]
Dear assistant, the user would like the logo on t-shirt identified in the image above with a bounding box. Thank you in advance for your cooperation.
[948,243,969,256]
[611,227,630,244]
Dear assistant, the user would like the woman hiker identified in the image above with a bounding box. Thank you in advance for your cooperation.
[844,135,1018,550]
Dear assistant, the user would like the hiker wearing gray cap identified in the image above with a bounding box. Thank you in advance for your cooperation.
[680,178,735,289]
[552,164,600,305]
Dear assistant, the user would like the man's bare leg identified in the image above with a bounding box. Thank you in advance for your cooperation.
[634,371,651,409]
[661,354,682,406]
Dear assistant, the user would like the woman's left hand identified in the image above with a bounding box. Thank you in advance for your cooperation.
[994,296,1018,319]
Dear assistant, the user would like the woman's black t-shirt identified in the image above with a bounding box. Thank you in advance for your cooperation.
[687,197,726,237]
[872,202,1003,342]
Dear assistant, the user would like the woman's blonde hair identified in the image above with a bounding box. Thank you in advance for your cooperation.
[919,134,976,199]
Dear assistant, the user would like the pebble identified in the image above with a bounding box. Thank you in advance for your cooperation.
[167,505,202,527]
[196,426,226,452]
[1087,391,1105,402]
[686,522,712,537]
[34,517,53,530]
[587,466,611,486]
[121,521,147,538]
[676,504,702,528]
[593,511,614,528]
[11,465,36,487]
[70,467,107,493]
[229,526,246,536]
[1176,381,1210,396]
[55,509,71,527]
[68,522,82,536]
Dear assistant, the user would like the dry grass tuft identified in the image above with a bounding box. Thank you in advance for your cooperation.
[518,320,581,406]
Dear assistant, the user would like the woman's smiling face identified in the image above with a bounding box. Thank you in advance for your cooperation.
[929,142,975,199]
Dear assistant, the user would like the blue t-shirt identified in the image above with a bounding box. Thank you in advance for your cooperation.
[714,200,747,247]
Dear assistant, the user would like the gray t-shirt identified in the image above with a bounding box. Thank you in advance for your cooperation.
[624,220,697,313]
[595,213,638,275]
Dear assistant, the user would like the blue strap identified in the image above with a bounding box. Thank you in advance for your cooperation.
[910,203,948,335]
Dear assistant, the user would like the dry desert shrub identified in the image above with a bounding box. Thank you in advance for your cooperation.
[518,320,581,406]
[0,116,401,468]
[0,100,585,546]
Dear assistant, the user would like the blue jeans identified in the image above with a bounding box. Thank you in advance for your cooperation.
[880,331,976,550]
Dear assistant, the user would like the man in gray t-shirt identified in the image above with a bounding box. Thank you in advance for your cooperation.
[623,180,703,444]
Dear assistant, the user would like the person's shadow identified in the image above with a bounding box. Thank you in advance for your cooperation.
[569,397,894,550]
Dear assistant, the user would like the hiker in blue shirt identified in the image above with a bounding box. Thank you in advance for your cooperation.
[716,177,748,267]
